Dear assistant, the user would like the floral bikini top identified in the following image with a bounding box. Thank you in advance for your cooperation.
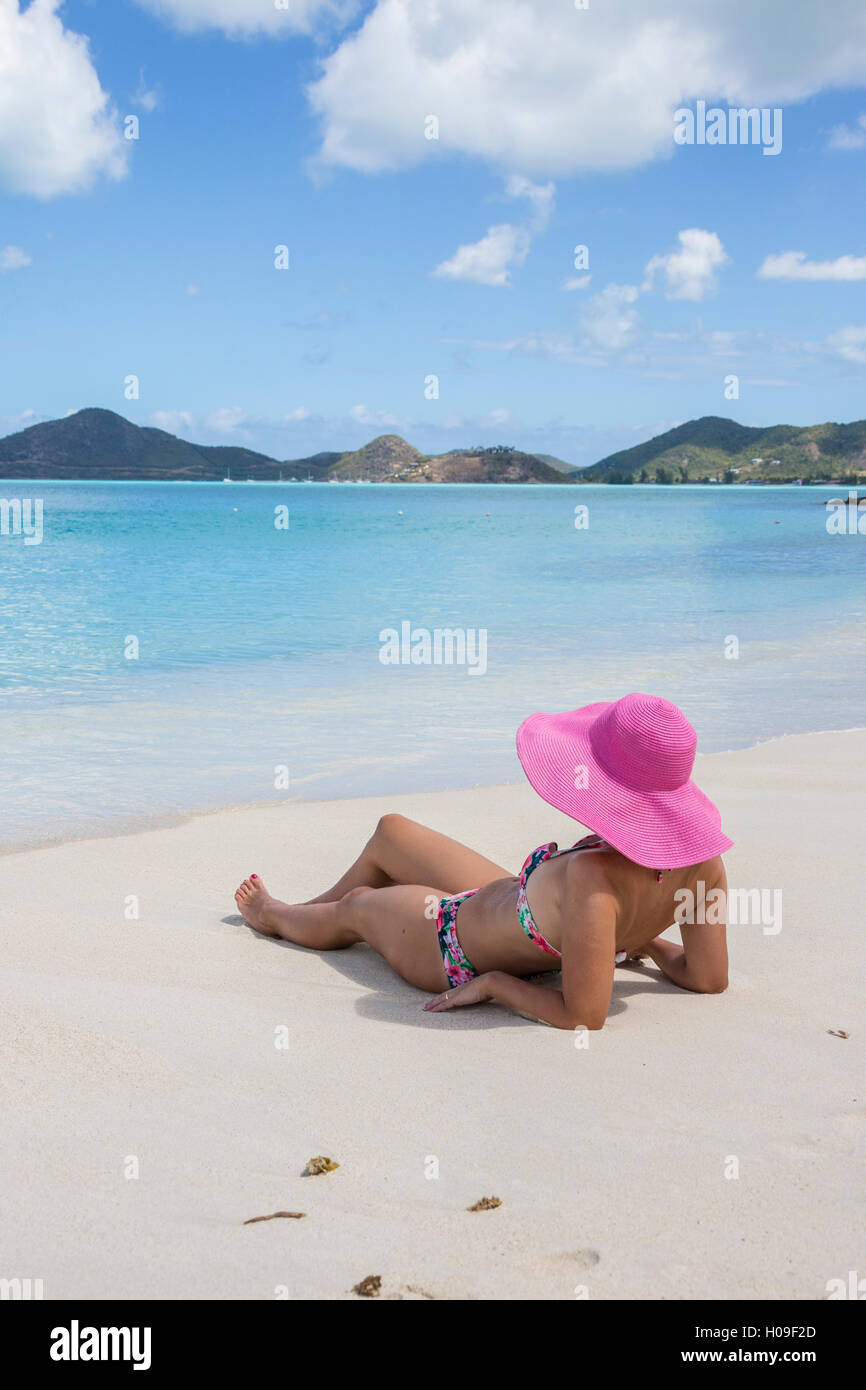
[515,834,629,964]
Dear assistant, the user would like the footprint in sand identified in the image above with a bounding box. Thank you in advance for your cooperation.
[783,1107,865,1158]
[521,1248,601,1277]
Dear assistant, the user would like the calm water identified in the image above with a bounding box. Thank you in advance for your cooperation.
[1,482,864,849]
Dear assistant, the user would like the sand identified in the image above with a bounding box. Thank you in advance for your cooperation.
[0,730,863,1301]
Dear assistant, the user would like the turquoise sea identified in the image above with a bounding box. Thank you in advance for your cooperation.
[1,481,864,850]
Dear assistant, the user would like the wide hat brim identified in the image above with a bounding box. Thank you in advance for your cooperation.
[516,701,733,870]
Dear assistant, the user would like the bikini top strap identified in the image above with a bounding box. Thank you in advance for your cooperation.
[553,833,606,859]
[520,834,606,885]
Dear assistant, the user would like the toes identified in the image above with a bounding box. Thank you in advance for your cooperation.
[235,876,266,903]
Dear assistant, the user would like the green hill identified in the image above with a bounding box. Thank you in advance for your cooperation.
[330,437,571,483]
[0,408,287,481]
[327,434,426,480]
[580,416,866,484]
[532,452,581,474]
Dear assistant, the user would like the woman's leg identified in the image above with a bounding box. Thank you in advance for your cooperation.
[304,813,511,903]
[234,879,448,991]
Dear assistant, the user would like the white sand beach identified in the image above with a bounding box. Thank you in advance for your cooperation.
[1,729,863,1301]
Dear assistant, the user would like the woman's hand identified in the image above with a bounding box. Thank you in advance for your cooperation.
[423,974,496,1012]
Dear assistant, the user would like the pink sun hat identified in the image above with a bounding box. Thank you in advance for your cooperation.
[516,692,733,870]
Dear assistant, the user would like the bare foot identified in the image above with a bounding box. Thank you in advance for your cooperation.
[234,875,289,936]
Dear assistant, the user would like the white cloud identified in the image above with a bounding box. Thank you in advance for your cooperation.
[131,69,160,113]
[504,174,555,231]
[0,244,31,272]
[579,284,641,353]
[433,223,530,287]
[285,406,312,421]
[704,329,742,357]
[827,113,866,149]
[308,0,866,176]
[0,0,128,197]
[757,249,866,281]
[151,410,196,433]
[444,317,777,373]
[642,229,729,301]
[433,175,554,286]
[186,283,201,295]
[349,404,399,426]
[443,315,643,365]
[206,407,248,433]
[1,408,39,430]
[825,325,866,364]
[443,331,588,364]
[562,275,592,292]
[134,0,354,37]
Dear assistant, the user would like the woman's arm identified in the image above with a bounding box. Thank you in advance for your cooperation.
[423,971,575,1028]
[490,972,582,1028]
[424,970,608,1030]
[646,927,728,992]
[644,860,729,993]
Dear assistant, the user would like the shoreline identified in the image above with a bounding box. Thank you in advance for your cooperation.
[4,721,864,860]
[0,477,857,487]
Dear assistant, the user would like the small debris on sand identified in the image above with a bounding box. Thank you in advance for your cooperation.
[243,1211,306,1224]
[828,1029,850,1039]
[353,1275,382,1298]
[468,1196,502,1211]
[304,1155,339,1175]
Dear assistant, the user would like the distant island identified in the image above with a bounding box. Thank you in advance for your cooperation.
[0,410,571,484]
[578,416,866,486]
[0,408,863,484]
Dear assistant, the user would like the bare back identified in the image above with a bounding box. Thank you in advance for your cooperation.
[451,844,725,979]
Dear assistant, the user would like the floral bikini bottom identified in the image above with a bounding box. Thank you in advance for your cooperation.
[435,890,481,987]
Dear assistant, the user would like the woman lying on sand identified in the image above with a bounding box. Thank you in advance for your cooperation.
[234,693,732,1030]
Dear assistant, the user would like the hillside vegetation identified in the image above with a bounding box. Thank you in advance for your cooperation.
[580,416,866,484]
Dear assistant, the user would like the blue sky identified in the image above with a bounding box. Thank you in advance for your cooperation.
[2,0,866,465]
